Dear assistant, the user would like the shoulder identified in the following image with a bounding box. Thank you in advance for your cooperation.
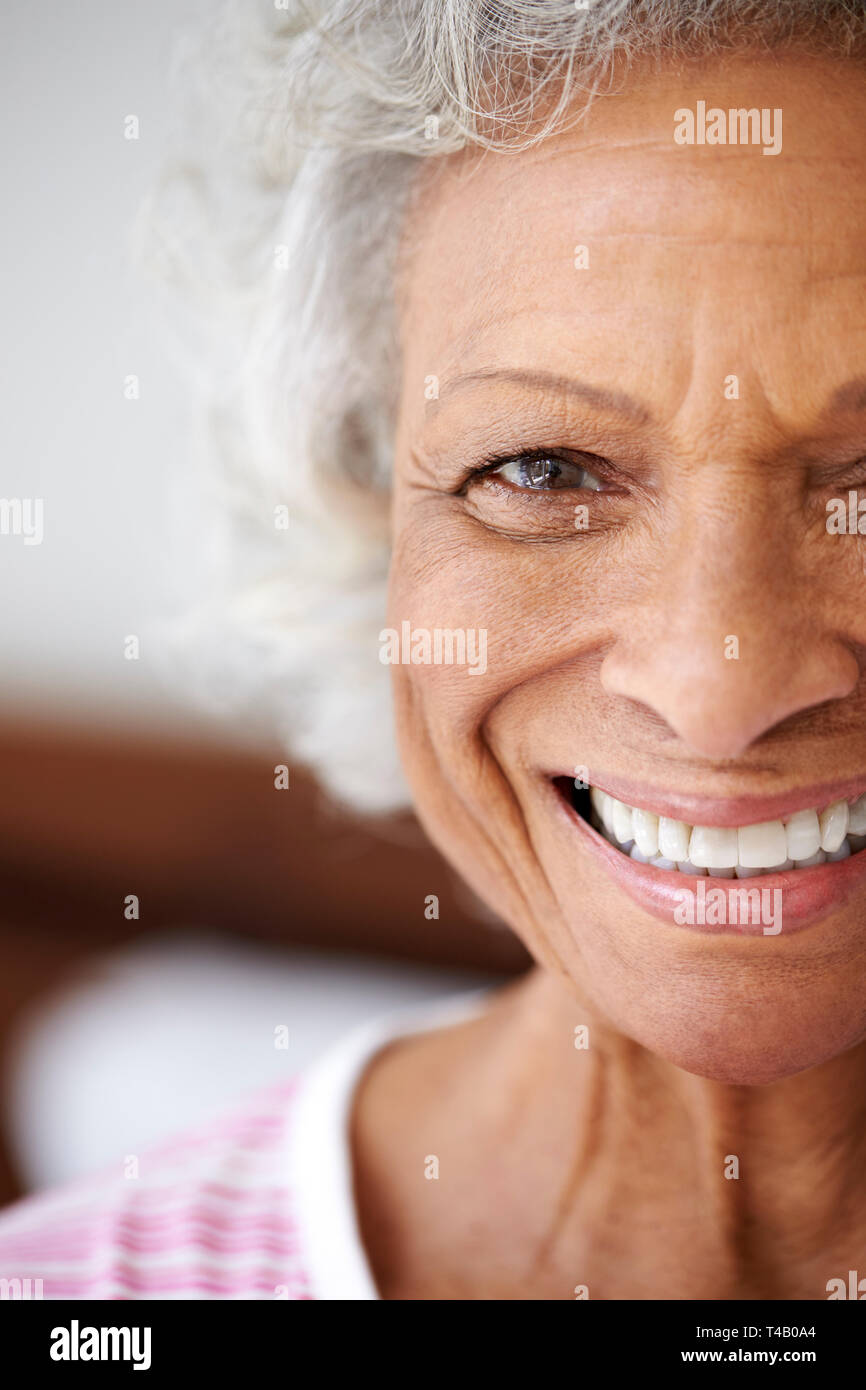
[0,1077,312,1300]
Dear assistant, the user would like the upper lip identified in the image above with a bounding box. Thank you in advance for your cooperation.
[560,772,866,827]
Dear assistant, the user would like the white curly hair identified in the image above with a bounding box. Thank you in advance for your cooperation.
[144,0,866,812]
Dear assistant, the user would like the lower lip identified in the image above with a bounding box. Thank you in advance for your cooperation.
[554,788,866,936]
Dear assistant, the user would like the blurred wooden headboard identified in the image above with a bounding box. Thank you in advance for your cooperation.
[0,717,528,1205]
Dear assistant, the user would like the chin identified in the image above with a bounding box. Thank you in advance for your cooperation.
[616,1014,861,1087]
[565,919,866,1086]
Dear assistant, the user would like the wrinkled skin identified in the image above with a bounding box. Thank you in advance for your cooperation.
[352,52,866,1299]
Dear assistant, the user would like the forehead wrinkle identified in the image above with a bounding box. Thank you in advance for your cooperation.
[396,99,866,453]
[413,145,866,279]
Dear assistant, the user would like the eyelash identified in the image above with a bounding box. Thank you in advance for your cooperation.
[460,448,611,494]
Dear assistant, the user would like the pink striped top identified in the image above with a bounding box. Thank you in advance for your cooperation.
[0,990,488,1301]
[0,1077,314,1300]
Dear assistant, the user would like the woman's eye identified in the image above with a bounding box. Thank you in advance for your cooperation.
[491,455,605,491]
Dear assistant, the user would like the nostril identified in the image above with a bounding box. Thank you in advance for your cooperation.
[601,639,860,763]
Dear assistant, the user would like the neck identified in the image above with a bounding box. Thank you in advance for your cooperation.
[352,967,866,1299]
[482,968,866,1298]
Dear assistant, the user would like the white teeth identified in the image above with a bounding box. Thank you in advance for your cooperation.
[590,787,614,834]
[585,785,866,876]
[827,841,851,862]
[737,820,788,869]
[632,807,659,857]
[848,794,866,835]
[658,817,691,862]
[688,825,739,869]
[611,799,634,846]
[785,809,821,862]
[819,800,849,853]
[793,850,826,868]
[735,858,789,876]
[651,855,677,870]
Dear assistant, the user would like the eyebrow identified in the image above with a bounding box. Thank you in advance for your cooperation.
[432,370,866,431]
[435,367,653,424]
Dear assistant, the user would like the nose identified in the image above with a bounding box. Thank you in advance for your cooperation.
[600,498,859,761]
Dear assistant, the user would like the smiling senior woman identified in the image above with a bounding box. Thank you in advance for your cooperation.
[5,0,866,1303]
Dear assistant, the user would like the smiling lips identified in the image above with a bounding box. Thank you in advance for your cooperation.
[555,778,866,936]
[590,786,866,878]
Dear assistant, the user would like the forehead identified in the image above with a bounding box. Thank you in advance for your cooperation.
[397,52,866,432]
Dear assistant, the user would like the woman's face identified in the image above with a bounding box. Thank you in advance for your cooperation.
[388,52,866,1084]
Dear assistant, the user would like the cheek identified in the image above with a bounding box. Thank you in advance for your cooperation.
[382,497,559,938]
[384,493,620,958]
[385,491,624,762]
[385,518,512,796]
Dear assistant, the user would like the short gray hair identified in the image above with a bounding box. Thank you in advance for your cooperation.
[146,0,866,812]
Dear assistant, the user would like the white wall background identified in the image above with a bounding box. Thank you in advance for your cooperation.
[0,0,211,732]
